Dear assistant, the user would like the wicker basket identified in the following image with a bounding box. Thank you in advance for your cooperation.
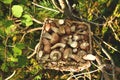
[36,18,92,72]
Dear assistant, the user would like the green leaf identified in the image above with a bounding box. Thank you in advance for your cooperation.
[3,20,13,27]
[12,46,22,57]
[18,55,28,67]
[10,56,18,62]
[21,14,33,27]
[1,63,8,72]
[5,24,17,36]
[12,5,23,18]
[16,43,26,49]
[1,0,13,4]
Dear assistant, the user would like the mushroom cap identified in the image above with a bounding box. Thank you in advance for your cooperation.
[50,50,62,61]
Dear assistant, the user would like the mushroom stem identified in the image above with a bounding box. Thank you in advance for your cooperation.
[69,54,81,62]
[51,43,66,49]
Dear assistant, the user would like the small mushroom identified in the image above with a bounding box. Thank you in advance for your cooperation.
[42,32,52,40]
[80,42,89,50]
[45,23,51,32]
[44,44,51,53]
[73,35,79,41]
[58,19,65,25]
[71,25,76,32]
[63,48,72,59]
[83,54,96,61]
[60,36,68,44]
[51,26,59,33]
[50,33,60,44]
[50,50,62,61]
[73,48,77,53]
[36,51,43,60]
[68,35,72,39]
[77,50,87,62]
[51,43,66,49]
[63,48,81,62]
[68,38,72,45]
[69,41,78,48]
[77,50,87,56]
[73,35,85,41]
[65,26,71,34]
[42,38,50,45]
[69,54,81,62]
[59,26,65,34]
[77,24,88,30]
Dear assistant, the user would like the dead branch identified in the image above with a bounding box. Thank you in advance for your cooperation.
[94,35,120,53]
[93,36,117,80]
[32,2,59,13]
[5,70,16,80]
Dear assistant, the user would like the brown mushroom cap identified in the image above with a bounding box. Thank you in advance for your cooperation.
[50,33,60,44]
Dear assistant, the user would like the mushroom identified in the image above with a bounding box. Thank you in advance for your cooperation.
[60,36,68,44]
[50,33,60,44]
[77,50,87,62]
[42,38,50,45]
[83,54,96,61]
[42,32,60,44]
[77,24,88,30]
[51,26,59,33]
[36,51,43,60]
[42,32,52,40]
[45,23,51,32]
[65,25,71,34]
[73,35,85,41]
[69,41,78,48]
[51,43,66,49]
[59,26,65,34]
[80,42,89,50]
[63,48,72,59]
[63,48,81,62]
[69,54,81,62]
[77,50,87,56]
[50,50,62,61]
[44,44,51,54]
[58,19,65,25]
[73,48,77,53]
[71,25,76,32]
[41,54,50,61]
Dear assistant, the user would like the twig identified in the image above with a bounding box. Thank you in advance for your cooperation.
[109,23,120,42]
[19,33,26,42]
[4,36,9,62]
[27,18,45,59]
[27,43,40,59]
[32,17,43,24]
[5,70,16,80]
[26,27,43,33]
[72,14,104,26]
[32,2,59,13]
[94,35,120,53]
[51,0,64,13]
[67,69,100,80]
[93,36,117,80]
[65,0,72,13]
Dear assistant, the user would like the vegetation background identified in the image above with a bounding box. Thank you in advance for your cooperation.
[0,0,120,80]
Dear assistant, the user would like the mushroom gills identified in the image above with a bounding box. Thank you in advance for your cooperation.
[50,50,62,61]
